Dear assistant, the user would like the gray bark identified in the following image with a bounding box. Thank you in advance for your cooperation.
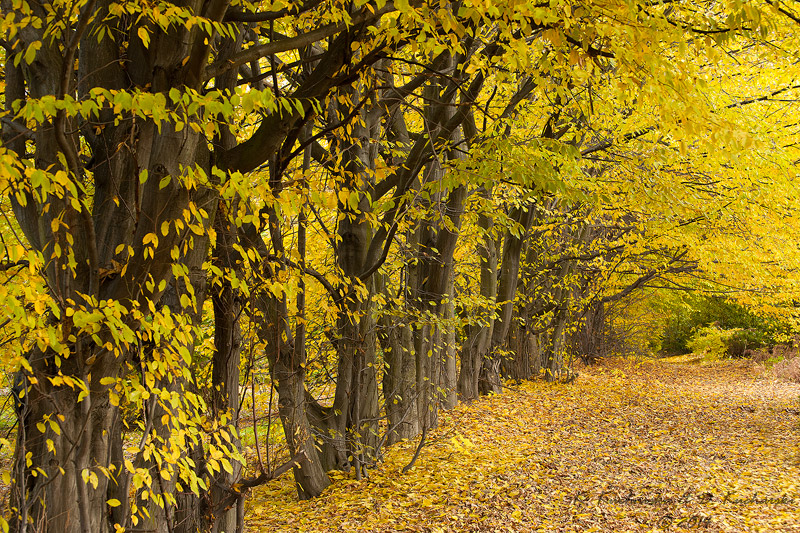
[457,185,497,402]
[210,204,244,533]
[379,302,420,444]
[481,204,538,393]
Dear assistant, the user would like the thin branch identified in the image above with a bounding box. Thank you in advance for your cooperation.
[401,425,428,473]
[774,1,800,25]
[266,254,342,305]
[726,83,800,108]
[564,34,614,58]
[0,116,34,141]
[581,126,657,156]
[285,91,372,162]
[0,260,29,272]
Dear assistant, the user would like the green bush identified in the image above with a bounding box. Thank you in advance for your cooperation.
[686,325,741,360]
[660,295,781,357]
[724,329,767,357]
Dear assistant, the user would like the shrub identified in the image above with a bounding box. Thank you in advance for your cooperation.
[686,325,742,360]
[772,356,800,383]
[724,329,770,358]
[659,295,782,356]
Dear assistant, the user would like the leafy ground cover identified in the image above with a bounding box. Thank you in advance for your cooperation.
[245,359,800,532]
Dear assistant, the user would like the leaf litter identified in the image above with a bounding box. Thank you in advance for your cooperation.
[245,359,800,532]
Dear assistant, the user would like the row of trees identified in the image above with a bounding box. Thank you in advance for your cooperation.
[1,0,799,531]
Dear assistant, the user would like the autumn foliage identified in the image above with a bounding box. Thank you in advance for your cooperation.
[1,0,800,531]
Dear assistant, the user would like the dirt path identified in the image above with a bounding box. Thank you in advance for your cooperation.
[245,359,800,532]
[631,358,800,404]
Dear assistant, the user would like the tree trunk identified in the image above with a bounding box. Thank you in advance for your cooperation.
[249,206,332,500]
[441,284,458,410]
[481,204,537,393]
[134,219,214,533]
[258,276,331,499]
[579,301,606,364]
[307,83,382,475]
[458,188,497,401]
[12,348,120,533]
[209,202,244,532]
[379,307,420,444]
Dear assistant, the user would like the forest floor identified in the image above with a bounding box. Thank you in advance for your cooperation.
[245,358,800,532]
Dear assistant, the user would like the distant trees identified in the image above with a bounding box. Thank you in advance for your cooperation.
[1,0,798,531]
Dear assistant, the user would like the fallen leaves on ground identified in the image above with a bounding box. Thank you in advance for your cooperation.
[245,359,800,532]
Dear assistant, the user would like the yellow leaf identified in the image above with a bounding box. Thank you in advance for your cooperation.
[137,27,150,48]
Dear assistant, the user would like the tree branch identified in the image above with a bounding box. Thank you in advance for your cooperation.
[726,83,800,108]
[211,452,306,517]
[581,126,657,156]
[184,0,232,89]
[223,0,325,22]
[204,3,394,81]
